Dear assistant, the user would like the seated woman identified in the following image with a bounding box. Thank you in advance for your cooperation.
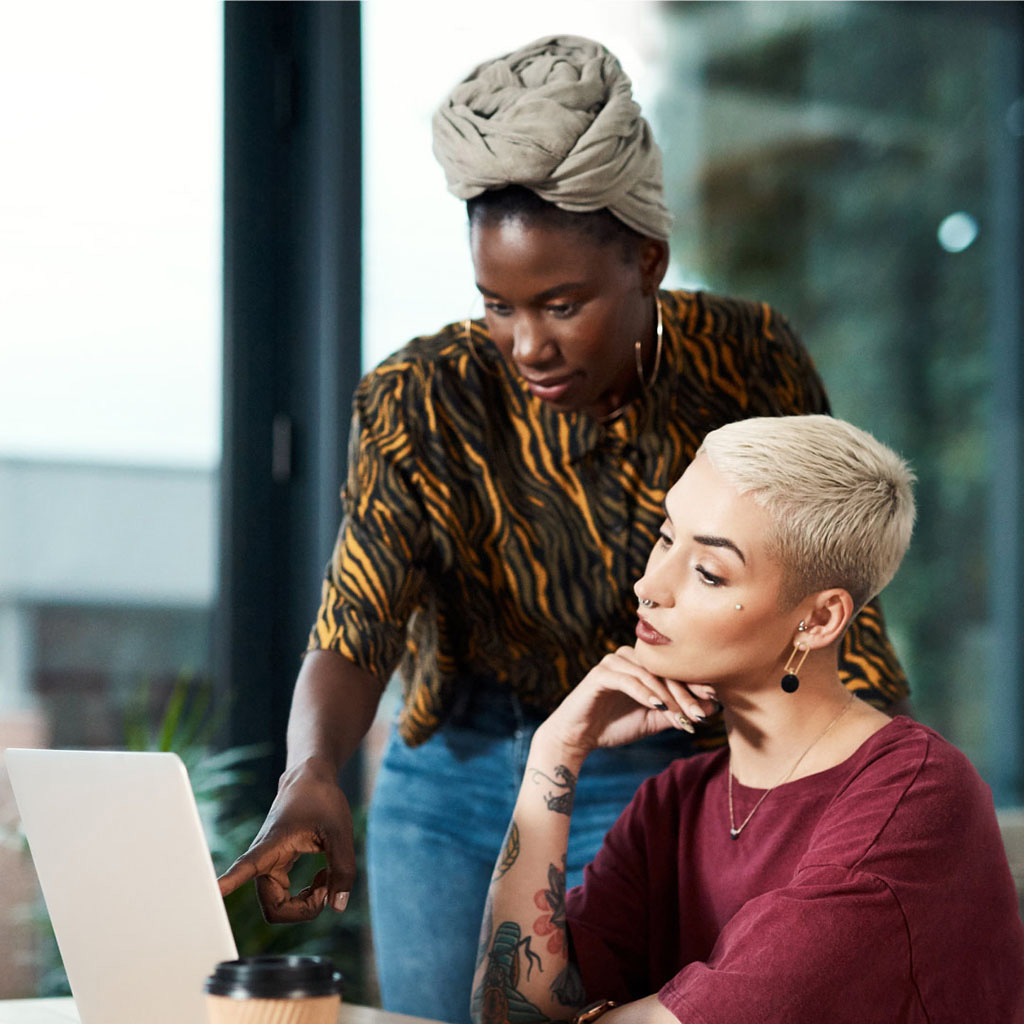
[471,414,1024,1024]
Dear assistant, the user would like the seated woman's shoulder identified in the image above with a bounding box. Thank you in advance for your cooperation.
[844,717,998,833]
[857,717,983,787]
[803,718,1006,883]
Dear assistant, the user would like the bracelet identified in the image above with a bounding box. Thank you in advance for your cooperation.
[572,999,618,1024]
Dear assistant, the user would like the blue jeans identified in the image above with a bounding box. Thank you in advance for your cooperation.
[366,682,691,1024]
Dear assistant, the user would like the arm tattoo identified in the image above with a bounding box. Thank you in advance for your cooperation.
[551,961,586,1009]
[528,765,577,815]
[471,920,548,1024]
[494,820,521,880]
[533,857,586,1006]
[533,860,569,953]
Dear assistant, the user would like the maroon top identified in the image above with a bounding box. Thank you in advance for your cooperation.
[566,717,1024,1023]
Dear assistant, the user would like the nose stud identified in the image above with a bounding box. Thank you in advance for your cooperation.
[639,598,654,607]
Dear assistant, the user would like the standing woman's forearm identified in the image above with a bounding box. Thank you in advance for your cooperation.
[471,730,589,1024]
[284,649,385,775]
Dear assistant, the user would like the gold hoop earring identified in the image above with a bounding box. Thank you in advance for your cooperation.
[634,296,663,390]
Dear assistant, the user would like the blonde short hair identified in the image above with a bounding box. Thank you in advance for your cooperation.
[697,415,916,609]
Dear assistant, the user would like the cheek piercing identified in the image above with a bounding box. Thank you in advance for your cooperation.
[734,604,743,611]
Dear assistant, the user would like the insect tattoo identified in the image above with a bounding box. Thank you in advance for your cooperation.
[528,764,577,815]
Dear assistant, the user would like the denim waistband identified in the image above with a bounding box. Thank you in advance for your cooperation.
[446,677,548,736]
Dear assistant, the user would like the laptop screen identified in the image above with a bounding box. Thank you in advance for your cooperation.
[6,749,237,1024]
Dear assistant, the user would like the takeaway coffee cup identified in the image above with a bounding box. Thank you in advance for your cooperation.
[205,956,344,1024]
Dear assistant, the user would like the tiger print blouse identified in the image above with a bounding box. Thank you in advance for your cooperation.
[308,289,908,747]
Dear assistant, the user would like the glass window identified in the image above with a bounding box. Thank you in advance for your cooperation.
[0,2,222,997]
[0,0,222,728]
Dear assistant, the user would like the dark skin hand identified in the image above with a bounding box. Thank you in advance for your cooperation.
[217,649,384,922]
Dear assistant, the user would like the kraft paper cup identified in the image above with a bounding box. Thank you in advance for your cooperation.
[205,956,343,1024]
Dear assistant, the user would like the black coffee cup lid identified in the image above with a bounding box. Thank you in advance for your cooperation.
[205,956,344,999]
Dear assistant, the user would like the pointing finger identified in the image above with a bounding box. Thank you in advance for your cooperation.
[217,854,262,897]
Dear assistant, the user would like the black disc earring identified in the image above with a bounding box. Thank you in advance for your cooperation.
[781,624,810,693]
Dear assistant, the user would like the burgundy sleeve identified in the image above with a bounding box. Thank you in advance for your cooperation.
[658,866,919,1023]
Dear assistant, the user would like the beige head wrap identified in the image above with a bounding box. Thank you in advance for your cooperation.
[432,35,672,240]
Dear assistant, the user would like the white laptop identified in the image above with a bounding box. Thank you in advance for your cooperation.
[5,748,238,1024]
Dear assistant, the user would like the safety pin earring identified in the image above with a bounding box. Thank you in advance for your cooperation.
[780,621,810,693]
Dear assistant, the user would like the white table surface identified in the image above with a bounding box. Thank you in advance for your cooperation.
[0,1000,79,1023]
[0,998,439,1024]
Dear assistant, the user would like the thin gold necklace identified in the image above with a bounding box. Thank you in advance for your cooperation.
[727,692,855,840]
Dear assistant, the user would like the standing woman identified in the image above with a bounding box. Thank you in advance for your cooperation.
[219,36,908,1024]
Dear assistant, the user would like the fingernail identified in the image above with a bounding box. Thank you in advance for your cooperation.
[689,707,706,721]
[333,891,350,912]
[676,714,695,734]
[650,698,669,711]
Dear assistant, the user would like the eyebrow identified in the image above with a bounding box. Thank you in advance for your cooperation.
[477,282,586,303]
[693,534,747,565]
